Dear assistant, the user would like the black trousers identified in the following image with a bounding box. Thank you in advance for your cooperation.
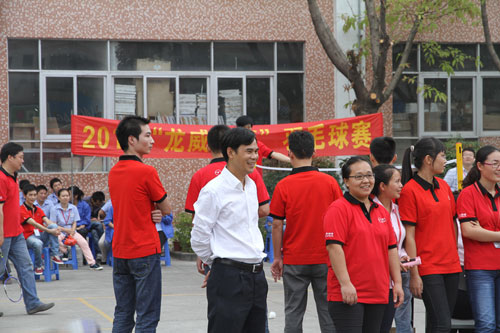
[207,260,268,333]
[380,289,396,333]
[328,301,386,333]
[422,273,459,333]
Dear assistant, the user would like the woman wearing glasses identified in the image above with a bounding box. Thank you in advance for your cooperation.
[457,145,500,332]
[324,156,403,332]
[400,138,461,332]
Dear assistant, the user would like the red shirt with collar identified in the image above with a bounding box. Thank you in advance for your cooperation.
[323,193,397,303]
[256,140,273,177]
[0,167,23,238]
[20,203,46,239]
[270,166,342,265]
[399,175,461,276]
[184,157,270,214]
[457,182,500,270]
[109,155,167,259]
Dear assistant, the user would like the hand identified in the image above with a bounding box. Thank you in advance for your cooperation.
[151,209,162,223]
[340,282,357,305]
[196,257,205,275]
[49,228,61,236]
[400,255,410,272]
[270,259,283,282]
[70,230,76,236]
[201,270,211,288]
[410,274,423,299]
[393,283,405,308]
[0,235,3,247]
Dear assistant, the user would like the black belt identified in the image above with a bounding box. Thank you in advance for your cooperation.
[214,258,263,273]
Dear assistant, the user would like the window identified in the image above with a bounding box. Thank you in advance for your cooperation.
[8,39,305,173]
[482,78,500,131]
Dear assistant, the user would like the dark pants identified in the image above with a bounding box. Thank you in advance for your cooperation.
[207,260,268,333]
[328,301,386,333]
[89,221,104,254]
[422,273,459,333]
[380,289,396,333]
[112,254,162,333]
[158,231,166,248]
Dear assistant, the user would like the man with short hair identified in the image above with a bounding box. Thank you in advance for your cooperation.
[270,130,342,333]
[108,115,171,332]
[444,147,475,192]
[369,136,397,167]
[47,178,63,206]
[0,142,55,316]
[34,185,53,215]
[191,127,268,332]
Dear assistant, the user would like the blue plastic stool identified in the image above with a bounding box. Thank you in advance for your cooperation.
[160,244,171,266]
[107,248,113,267]
[63,246,78,270]
[28,247,60,282]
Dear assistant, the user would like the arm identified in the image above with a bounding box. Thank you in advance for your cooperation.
[389,247,404,307]
[270,151,291,163]
[155,197,171,216]
[0,203,4,246]
[190,189,218,265]
[258,203,270,218]
[326,243,357,305]
[26,218,52,233]
[270,218,284,282]
[461,221,500,242]
[404,224,423,298]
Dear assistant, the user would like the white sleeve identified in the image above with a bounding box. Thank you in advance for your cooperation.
[443,168,456,191]
[190,188,219,265]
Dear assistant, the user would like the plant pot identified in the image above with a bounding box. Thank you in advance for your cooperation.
[173,240,181,252]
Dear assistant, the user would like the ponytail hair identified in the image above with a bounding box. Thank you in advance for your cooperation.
[463,145,499,188]
[401,137,445,185]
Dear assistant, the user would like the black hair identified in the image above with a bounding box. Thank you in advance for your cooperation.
[19,179,30,190]
[91,191,105,202]
[463,145,499,188]
[22,183,37,196]
[289,131,314,159]
[50,178,62,189]
[370,137,396,164]
[36,185,48,193]
[68,186,84,201]
[0,142,23,163]
[115,115,150,152]
[401,137,445,185]
[372,164,399,196]
[221,127,256,162]
[207,125,230,154]
[341,156,371,180]
[235,115,254,128]
[463,147,475,157]
[57,188,70,197]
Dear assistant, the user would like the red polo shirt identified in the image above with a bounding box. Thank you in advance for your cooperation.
[270,166,342,265]
[109,155,167,259]
[184,157,270,214]
[399,175,461,276]
[457,182,500,270]
[323,193,396,303]
[0,167,23,238]
[20,203,46,239]
[256,140,273,177]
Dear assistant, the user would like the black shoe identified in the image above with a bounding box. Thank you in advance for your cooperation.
[0,311,3,317]
[27,302,55,315]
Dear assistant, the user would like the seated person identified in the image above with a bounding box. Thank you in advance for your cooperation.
[84,191,105,220]
[98,205,114,263]
[34,184,53,215]
[20,184,63,275]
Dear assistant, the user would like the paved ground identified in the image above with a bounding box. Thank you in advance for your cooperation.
[0,255,428,332]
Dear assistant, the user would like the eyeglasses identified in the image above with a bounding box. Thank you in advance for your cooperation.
[348,173,374,181]
[483,162,500,169]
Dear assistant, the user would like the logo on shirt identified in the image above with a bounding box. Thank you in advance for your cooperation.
[325,232,334,238]
[378,217,387,223]
[458,213,467,218]
[214,169,221,176]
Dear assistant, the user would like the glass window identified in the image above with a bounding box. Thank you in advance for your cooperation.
[393,78,418,137]
[77,77,104,118]
[277,74,303,123]
[18,142,41,173]
[214,43,274,71]
[111,42,210,71]
[277,43,304,71]
[42,142,73,172]
[147,78,176,123]
[9,73,40,140]
[114,78,144,119]
[424,79,447,132]
[450,78,473,131]
[392,43,418,72]
[218,78,243,125]
[179,78,208,125]
[422,44,476,72]
[480,44,500,71]
[483,78,500,131]
[247,78,270,124]
[8,39,38,69]
[46,77,73,135]
[42,40,107,70]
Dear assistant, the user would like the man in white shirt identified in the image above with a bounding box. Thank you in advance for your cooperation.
[444,148,475,192]
[191,127,267,333]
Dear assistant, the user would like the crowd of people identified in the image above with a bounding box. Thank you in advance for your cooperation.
[1,113,499,333]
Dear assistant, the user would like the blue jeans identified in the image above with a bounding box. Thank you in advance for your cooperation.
[0,233,43,312]
[112,254,162,333]
[26,224,60,268]
[394,271,413,333]
[466,269,500,332]
[89,221,104,254]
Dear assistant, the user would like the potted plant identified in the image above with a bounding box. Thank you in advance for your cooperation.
[173,212,194,253]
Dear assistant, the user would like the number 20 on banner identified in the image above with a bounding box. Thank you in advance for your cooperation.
[82,125,121,150]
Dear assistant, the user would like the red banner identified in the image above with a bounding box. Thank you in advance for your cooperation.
[71,113,383,158]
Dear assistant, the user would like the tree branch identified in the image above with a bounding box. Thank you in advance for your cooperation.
[372,0,391,99]
[481,0,500,71]
[366,0,381,80]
